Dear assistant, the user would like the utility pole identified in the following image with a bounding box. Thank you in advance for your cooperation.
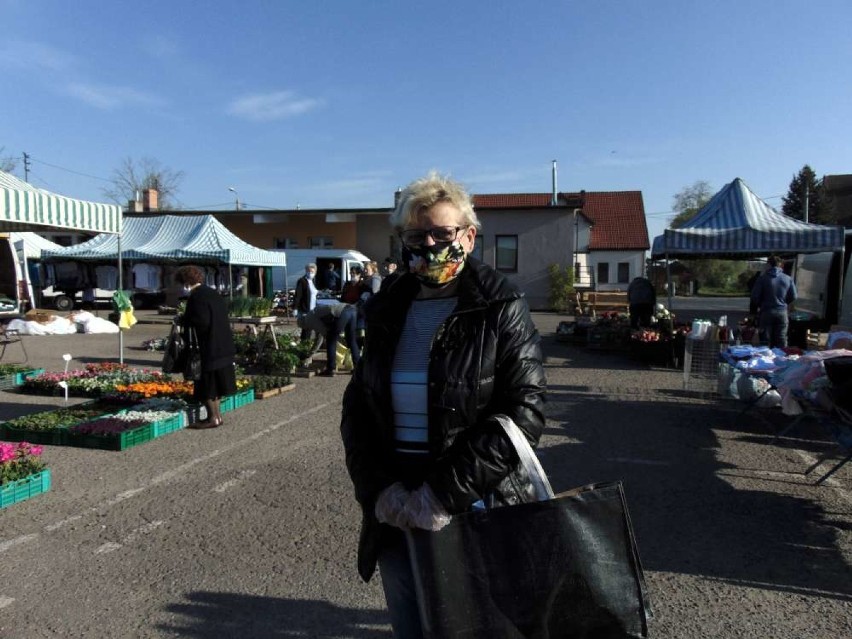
[803,183,809,223]
[22,152,31,182]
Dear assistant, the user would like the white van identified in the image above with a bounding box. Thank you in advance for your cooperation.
[793,230,852,327]
[270,249,373,292]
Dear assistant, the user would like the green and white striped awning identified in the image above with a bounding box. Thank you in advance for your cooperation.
[0,169,122,234]
[43,215,286,267]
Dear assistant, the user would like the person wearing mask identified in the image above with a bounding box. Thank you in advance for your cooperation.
[296,302,362,376]
[382,257,398,278]
[751,255,797,348]
[340,172,546,637]
[292,263,318,340]
[174,265,237,430]
[325,262,341,292]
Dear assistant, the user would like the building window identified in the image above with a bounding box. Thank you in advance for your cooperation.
[309,236,333,249]
[470,236,484,262]
[617,262,630,284]
[274,237,299,249]
[597,262,610,285]
[495,235,518,273]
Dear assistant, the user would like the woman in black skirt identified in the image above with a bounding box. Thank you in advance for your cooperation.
[175,265,237,429]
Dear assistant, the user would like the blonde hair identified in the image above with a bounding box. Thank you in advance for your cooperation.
[390,171,479,231]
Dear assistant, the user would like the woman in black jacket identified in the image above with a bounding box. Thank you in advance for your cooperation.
[341,172,546,638]
[175,265,237,429]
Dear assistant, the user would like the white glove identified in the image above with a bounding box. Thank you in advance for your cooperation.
[374,482,411,528]
[401,483,452,532]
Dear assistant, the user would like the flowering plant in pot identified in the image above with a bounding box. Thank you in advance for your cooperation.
[0,442,47,485]
[69,416,149,436]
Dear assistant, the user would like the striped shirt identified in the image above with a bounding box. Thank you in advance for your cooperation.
[391,297,458,455]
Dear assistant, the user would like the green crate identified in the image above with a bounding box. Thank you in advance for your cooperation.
[1,425,69,446]
[0,368,44,391]
[15,368,45,385]
[0,469,52,509]
[152,412,184,438]
[220,395,236,414]
[66,423,155,451]
[233,388,255,409]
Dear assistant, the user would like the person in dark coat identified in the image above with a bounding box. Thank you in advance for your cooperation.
[292,263,318,340]
[340,172,547,638]
[751,255,797,348]
[175,265,237,429]
[627,276,656,329]
[324,262,341,292]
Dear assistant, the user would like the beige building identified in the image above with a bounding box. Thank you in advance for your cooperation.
[130,187,650,310]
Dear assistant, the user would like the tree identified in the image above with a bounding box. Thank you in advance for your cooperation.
[781,164,828,223]
[669,180,713,228]
[0,147,16,173]
[548,263,575,313]
[102,157,185,209]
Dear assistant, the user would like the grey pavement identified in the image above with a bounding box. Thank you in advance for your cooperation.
[0,310,850,638]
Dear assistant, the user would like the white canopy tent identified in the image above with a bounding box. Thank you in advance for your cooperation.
[0,169,125,358]
[42,214,288,301]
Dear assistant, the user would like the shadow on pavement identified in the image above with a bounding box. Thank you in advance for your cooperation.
[542,378,852,605]
[158,591,391,638]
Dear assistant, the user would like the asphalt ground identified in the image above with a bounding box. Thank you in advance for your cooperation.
[0,309,850,638]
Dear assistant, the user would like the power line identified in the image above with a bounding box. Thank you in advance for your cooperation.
[29,156,112,183]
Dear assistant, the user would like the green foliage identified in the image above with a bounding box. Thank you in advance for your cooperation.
[228,296,273,317]
[4,402,127,431]
[251,375,292,392]
[670,180,714,228]
[681,259,750,292]
[548,264,575,313]
[781,165,829,223]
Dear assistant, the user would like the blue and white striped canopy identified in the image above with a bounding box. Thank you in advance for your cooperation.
[652,178,845,258]
[0,169,122,234]
[42,215,286,267]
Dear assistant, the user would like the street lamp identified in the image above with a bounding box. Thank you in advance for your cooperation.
[228,187,241,211]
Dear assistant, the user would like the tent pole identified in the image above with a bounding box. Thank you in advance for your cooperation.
[837,245,845,324]
[229,265,233,300]
[118,234,123,364]
[666,252,673,311]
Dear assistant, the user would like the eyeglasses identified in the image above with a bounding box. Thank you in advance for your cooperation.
[399,226,468,246]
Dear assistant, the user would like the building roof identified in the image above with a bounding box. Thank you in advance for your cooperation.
[472,191,650,251]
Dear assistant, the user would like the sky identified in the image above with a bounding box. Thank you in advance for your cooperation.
[2,0,850,244]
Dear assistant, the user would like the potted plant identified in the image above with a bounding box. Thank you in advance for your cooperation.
[1,441,50,509]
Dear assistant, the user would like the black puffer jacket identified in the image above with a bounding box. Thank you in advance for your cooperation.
[341,258,547,581]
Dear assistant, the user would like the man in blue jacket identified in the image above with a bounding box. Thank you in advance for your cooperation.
[751,256,797,348]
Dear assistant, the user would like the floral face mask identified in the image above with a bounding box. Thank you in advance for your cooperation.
[402,241,467,286]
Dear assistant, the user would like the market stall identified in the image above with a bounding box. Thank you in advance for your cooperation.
[41,214,287,311]
[651,177,846,316]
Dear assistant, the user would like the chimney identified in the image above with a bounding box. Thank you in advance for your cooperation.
[127,199,143,213]
[551,160,558,206]
[394,187,403,208]
[142,188,159,212]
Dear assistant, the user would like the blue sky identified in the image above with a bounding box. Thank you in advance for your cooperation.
[2,0,850,244]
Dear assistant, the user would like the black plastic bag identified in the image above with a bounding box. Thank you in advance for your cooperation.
[162,324,186,374]
[407,481,651,638]
[183,327,202,381]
